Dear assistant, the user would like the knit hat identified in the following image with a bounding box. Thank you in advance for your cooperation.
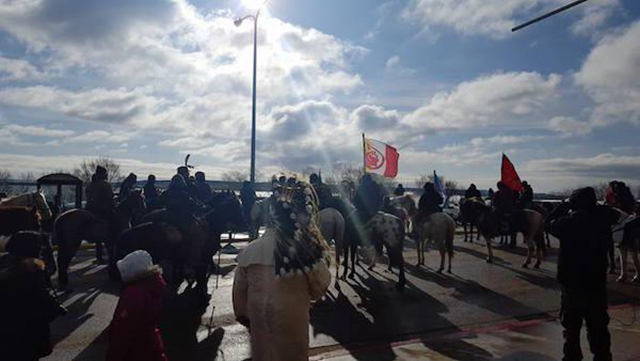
[117,250,160,283]
[570,187,597,211]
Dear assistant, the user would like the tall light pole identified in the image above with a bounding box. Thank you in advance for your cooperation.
[235,2,267,185]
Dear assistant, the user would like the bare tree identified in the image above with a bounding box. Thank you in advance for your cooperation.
[0,168,12,195]
[14,172,36,194]
[73,157,123,184]
[414,173,459,191]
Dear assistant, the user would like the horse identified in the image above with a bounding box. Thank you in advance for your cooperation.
[344,211,406,291]
[0,191,53,224]
[389,194,417,235]
[249,198,270,240]
[126,191,245,292]
[468,201,546,268]
[318,207,345,278]
[413,212,456,273]
[53,191,146,290]
[459,197,482,243]
[0,206,40,236]
[612,208,640,283]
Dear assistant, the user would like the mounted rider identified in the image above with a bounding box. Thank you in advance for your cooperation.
[118,173,137,203]
[164,172,209,298]
[415,182,443,225]
[606,181,636,214]
[177,166,199,200]
[353,174,386,223]
[309,173,334,210]
[393,183,406,196]
[194,171,214,203]
[493,181,516,234]
[518,181,534,209]
[464,184,482,200]
[143,174,158,209]
[85,166,117,239]
[239,181,256,227]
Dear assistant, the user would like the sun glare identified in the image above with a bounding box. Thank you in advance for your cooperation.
[242,0,266,10]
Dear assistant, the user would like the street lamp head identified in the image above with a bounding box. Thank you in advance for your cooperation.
[234,18,244,27]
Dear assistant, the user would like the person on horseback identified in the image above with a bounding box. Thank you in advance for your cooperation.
[194,171,214,203]
[86,166,117,240]
[309,173,334,210]
[464,184,482,200]
[415,182,443,224]
[353,174,386,223]
[393,183,406,196]
[240,181,256,227]
[143,174,158,208]
[548,187,620,361]
[493,181,516,234]
[606,181,636,214]
[164,174,209,300]
[118,173,138,203]
[177,166,198,200]
[0,234,66,360]
[519,181,534,209]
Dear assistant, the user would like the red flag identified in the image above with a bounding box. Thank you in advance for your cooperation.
[364,138,399,178]
[501,154,523,192]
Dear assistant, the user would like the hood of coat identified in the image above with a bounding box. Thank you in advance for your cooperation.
[129,273,166,299]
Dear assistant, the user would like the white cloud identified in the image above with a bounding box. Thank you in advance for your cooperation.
[470,135,548,147]
[2,124,74,137]
[350,104,400,132]
[403,72,561,134]
[0,56,49,81]
[547,116,592,137]
[386,55,400,69]
[527,153,640,181]
[402,0,620,39]
[67,130,135,144]
[575,20,640,126]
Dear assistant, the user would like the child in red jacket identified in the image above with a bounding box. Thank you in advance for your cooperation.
[107,250,167,361]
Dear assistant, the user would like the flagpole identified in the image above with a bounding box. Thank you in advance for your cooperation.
[362,133,366,175]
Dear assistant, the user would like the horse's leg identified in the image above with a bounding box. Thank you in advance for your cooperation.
[463,223,468,242]
[57,237,82,291]
[608,239,617,274]
[630,248,640,282]
[95,240,104,263]
[390,245,406,292]
[335,239,341,280]
[522,236,533,268]
[349,243,356,278]
[485,236,494,263]
[415,233,421,267]
[437,241,445,273]
[341,241,348,280]
[617,246,628,282]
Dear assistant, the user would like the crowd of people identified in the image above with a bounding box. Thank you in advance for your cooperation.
[1,165,639,360]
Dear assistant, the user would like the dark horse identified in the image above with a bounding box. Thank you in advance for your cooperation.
[344,211,406,291]
[53,191,146,290]
[460,197,483,243]
[117,191,245,292]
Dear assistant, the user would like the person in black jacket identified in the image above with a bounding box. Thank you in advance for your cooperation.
[464,184,482,200]
[0,232,66,360]
[548,187,620,361]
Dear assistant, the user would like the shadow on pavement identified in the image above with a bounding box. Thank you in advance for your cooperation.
[160,288,225,361]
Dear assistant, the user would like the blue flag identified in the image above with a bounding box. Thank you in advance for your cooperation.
[433,170,447,207]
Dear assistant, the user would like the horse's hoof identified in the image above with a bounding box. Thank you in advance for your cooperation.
[485,258,492,264]
[447,268,452,274]
[534,263,541,269]
[348,273,355,279]
[617,275,627,283]
[437,269,443,274]
[340,275,347,281]
[415,263,420,267]
[609,267,617,275]
[368,266,374,271]
[395,282,406,292]
[522,263,529,268]
[632,275,640,283]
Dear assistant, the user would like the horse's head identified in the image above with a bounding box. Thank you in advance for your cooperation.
[205,191,245,233]
[32,191,53,221]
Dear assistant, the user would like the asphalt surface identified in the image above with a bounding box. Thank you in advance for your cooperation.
[42,232,640,361]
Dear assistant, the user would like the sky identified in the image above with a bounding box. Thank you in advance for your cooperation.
[0,0,639,192]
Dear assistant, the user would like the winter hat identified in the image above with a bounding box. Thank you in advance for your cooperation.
[570,187,597,211]
[6,231,43,258]
[117,250,160,283]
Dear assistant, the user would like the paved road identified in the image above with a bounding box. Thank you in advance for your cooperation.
[43,233,640,360]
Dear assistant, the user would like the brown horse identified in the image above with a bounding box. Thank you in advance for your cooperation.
[0,206,40,236]
[460,197,483,242]
[53,191,146,290]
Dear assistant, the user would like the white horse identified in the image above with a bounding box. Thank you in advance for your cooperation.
[249,198,270,240]
[0,191,53,222]
[318,207,345,278]
[413,212,456,273]
[612,208,640,283]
